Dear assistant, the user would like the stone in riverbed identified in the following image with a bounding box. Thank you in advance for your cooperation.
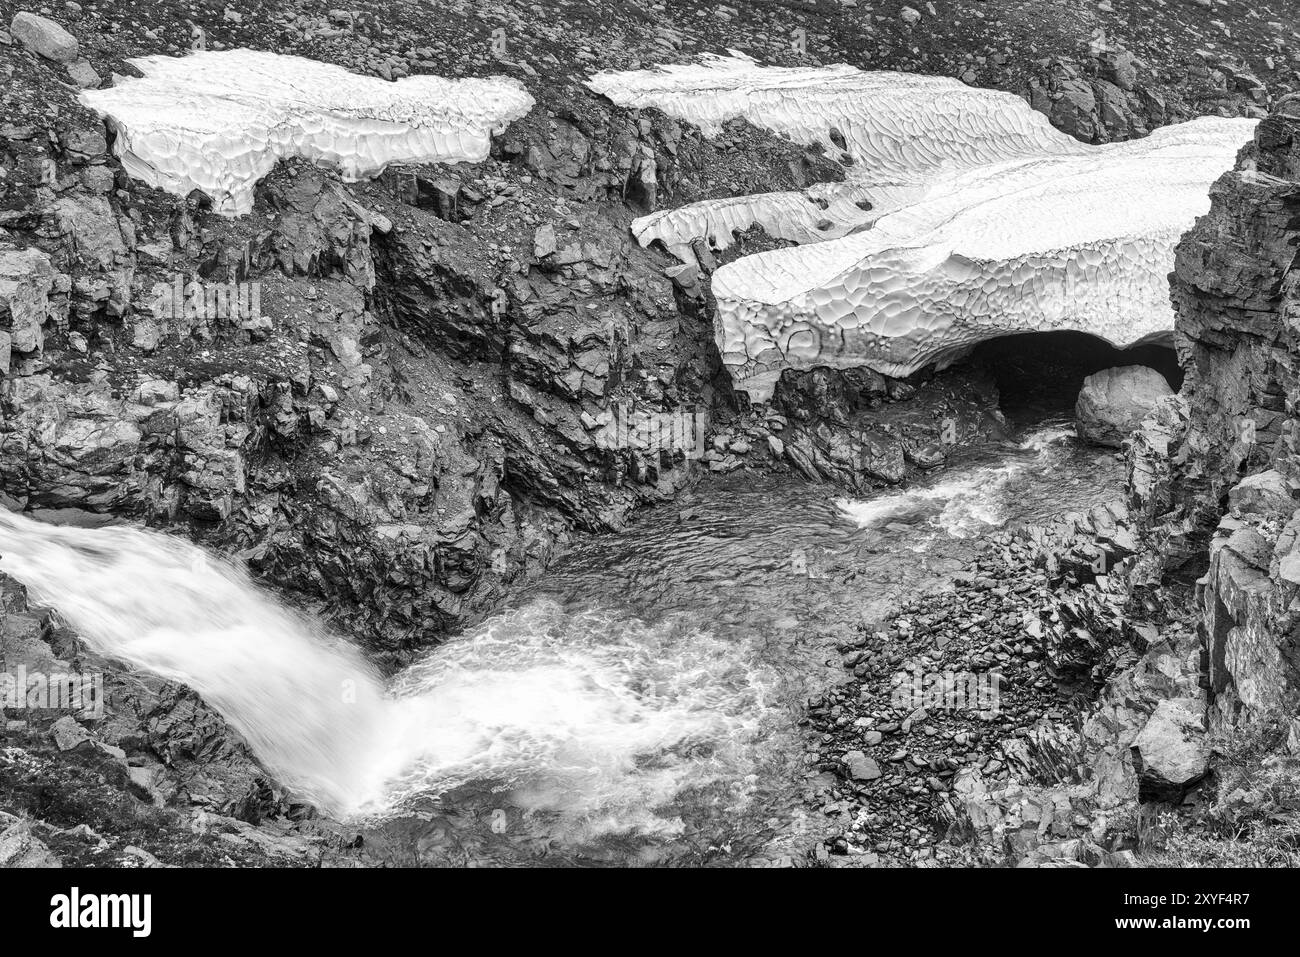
[1075,365,1173,447]
[843,750,882,781]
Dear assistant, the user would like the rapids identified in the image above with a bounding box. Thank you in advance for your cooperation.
[0,420,1123,863]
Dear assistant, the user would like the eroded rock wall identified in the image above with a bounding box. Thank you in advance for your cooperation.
[1132,99,1300,731]
[1,51,860,663]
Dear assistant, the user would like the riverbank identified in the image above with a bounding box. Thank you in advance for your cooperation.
[805,494,1162,866]
[0,420,1132,867]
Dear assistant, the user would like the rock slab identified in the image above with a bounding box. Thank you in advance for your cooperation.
[10,12,78,63]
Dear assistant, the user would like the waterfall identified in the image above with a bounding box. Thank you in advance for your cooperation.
[0,511,772,829]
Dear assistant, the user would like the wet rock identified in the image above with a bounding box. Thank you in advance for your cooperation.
[1,570,294,828]
[773,365,1000,492]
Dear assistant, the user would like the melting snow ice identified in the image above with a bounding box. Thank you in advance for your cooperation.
[81,49,534,215]
[588,52,1255,400]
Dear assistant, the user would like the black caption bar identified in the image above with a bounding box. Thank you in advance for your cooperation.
[0,866,1276,945]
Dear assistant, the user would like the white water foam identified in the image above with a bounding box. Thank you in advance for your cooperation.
[837,426,1075,539]
[0,511,774,834]
[383,603,775,837]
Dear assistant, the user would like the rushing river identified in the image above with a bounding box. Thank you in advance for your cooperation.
[0,417,1124,867]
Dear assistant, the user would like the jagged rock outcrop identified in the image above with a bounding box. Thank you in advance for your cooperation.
[1024,45,1270,148]
[2,46,863,660]
[943,100,1300,863]
[0,247,60,373]
[1128,98,1300,736]
[772,363,1005,489]
[0,375,257,517]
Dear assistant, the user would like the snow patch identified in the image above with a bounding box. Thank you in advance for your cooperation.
[81,49,535,216]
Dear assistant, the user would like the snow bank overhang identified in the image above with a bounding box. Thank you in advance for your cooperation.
[587,54,1256,401]
[710,116,1256,400]
[81,49,535,216]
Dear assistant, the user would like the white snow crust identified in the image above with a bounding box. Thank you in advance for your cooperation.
[588,54,1256,399]
[81,50,535,215]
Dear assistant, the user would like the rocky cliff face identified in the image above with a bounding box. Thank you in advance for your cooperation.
[1,50,852,661]
[921,97,1300,867]
[1,0,1287,660]
[1131,98,1300,734]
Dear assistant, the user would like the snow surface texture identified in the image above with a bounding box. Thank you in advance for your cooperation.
[711,117,1257,399]
[632,182,882,259]
[588,54,1256,400]
[81,50,535,216]
[587,52,1084,255]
